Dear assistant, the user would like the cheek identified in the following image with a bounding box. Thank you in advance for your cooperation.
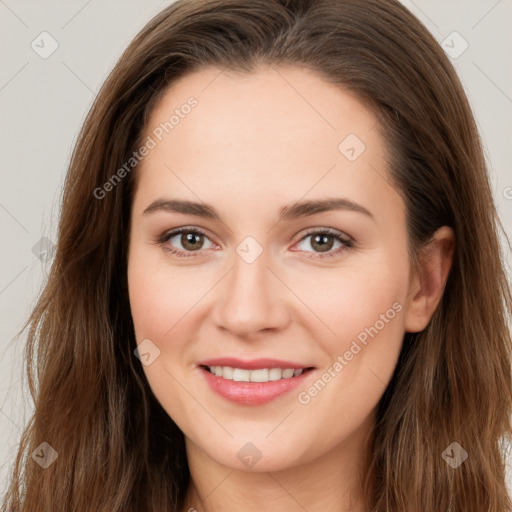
[289,258,407,353]
[292,259,407,419]
[290,258,407,408]
[339,273,405,350]
[128,276,170,344]
[127,248,203,344]
[127,251,202,426]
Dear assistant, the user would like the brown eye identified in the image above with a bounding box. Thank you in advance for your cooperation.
[309,233,335,253]
[294,228,353,260]
[180,231,205,251]
[159,227,216,257]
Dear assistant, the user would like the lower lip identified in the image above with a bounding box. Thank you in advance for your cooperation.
[199,366,315,406]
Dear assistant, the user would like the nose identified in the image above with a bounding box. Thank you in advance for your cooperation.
[212,246,291,339]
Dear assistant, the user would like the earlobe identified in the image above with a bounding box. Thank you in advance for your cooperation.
[404,226,455,333]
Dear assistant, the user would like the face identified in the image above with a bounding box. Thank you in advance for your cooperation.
[127,64,415,473]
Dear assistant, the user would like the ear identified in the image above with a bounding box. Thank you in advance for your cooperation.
[404,226,455,333]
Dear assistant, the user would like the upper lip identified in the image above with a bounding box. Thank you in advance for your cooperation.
[198,357,315,370]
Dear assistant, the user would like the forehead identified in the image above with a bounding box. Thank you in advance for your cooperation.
[145,64,379,155]
[133,64,402,228]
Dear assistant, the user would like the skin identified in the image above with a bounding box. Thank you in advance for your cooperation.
[127,64,455,512]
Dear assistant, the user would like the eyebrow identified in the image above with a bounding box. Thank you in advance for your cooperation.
[142,197,374,221]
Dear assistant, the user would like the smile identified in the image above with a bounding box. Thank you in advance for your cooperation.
[204,365,307,382]
[199,365,316,406]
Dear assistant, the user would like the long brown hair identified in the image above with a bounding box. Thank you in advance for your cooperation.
[3,0,511,510]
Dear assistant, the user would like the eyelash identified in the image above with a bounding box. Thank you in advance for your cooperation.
[156,226,354,260]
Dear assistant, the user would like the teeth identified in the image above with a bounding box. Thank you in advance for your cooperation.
[222,366,233,379]
[250,368,269,382]
[232,368,250,382]
[207,366,307,382]
[282,369,294,378]
[269,368,283,381]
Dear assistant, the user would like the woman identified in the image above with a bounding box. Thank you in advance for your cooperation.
[3,0,511,511]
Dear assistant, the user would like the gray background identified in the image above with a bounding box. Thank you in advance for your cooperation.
[1,0,511,498]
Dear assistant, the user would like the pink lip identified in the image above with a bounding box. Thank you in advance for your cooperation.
[198,357,313,370]
[198,364,316,406]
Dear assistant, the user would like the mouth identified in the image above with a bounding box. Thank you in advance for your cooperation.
[200,364,315,382]
[197,358,316,406]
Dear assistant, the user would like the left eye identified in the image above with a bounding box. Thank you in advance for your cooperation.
[295,231,346,254]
